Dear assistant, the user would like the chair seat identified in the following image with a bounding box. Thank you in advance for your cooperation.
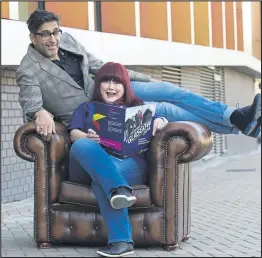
[58,181,152,209]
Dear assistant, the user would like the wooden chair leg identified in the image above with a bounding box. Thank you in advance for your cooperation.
[182,234,190,242]
[162,243,179,251]
[37,242,53,249]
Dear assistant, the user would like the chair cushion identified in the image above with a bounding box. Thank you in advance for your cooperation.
[58,181,152,209]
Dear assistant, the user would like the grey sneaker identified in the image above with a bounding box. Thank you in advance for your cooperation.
[242,94,261,137]
[110,187,136,210]
[97,242,134,257]
[231,94,261,138]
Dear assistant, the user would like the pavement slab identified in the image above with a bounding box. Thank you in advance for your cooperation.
[2,150,261,257]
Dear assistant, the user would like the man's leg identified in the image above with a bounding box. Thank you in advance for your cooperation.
[131,81,261,136]
[131,81,234,127]
[155,102,239,134]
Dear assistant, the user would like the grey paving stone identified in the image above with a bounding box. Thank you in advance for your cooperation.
[135,249,159,257]
[74,247,100,257]
[23,250,45,257]
[152,250,186,257]
[1,151,261,257]
[3,251,25,257]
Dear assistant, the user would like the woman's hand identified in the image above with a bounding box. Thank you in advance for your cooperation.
[152,117,168,136]
[70,129,100,143]
[86,129,100,143]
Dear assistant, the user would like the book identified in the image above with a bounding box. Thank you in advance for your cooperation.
[91,101,156,158]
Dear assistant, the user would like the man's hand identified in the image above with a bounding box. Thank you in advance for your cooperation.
[86,129,100,143]
[152,117,168,136]
[34,109,56,141]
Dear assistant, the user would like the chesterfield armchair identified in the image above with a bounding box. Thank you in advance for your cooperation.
[13,120,212,250]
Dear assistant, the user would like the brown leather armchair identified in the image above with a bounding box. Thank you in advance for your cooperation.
[13,121,212,251]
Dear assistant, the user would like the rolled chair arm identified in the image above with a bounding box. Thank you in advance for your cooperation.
[148,121,213,207]
[13,121,71,244]
[13,121,70,162]
[150,121,213,163]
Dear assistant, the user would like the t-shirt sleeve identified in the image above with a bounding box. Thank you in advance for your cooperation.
[68,103,88,132]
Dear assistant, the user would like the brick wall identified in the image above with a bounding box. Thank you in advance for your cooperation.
[1,67,34,203]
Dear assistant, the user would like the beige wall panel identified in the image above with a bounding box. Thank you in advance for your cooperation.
[211,2,223,48]
[252,2,261,60]
[171,2,191,44]
[194,2,209,46]
[101,2,136,36]
[225,2,235,50]
[46,2,89,30]
[1,2,9,19]
[236,2,244,51]
[140,2,168,41]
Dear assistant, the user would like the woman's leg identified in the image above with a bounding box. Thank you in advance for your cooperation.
[70,141,146,256]
[70,138,130,198]
[94,155,146,257]
[91,181,133,244]
[70,139,146,244]
[68,152,91,185]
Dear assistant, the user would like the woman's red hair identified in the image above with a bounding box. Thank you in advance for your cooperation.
[93,62,144,107]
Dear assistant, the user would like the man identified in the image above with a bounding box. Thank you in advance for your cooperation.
[17,10,261,142]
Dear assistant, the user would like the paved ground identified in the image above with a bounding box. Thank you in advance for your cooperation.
[1,149,261,257]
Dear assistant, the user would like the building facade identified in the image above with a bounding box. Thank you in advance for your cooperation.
[1,1,261,203]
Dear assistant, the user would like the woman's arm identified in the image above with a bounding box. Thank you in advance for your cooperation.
[70,129,88,143]
[70,128,100,143]
[68,103,99,143]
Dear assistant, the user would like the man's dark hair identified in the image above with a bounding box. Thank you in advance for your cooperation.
[26,9,59,33]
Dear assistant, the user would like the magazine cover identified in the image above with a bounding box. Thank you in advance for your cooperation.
[91,102,156,158]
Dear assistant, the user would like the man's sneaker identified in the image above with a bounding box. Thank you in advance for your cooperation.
[230,93,261,137]
[242,94,261,137]
[110,187,136,210]
[97,242,134,257]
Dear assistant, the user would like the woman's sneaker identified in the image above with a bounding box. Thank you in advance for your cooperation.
[97,242,134,257]
[110,187,136,210]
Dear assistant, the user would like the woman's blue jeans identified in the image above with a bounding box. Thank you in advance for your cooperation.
[131,81,239,135]
[70,138,147,244]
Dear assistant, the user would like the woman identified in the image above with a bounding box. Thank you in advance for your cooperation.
[68,62,168,257]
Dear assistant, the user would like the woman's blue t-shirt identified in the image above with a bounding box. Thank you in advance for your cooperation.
[68,102,148,172]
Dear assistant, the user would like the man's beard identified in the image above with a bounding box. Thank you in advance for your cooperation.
[35,44,57,59]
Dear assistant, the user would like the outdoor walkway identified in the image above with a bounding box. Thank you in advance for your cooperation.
[1,149,261,257]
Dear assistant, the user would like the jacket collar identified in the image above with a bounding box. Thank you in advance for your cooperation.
[27,34,83,89]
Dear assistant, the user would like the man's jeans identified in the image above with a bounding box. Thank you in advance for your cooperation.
[131,81,239,134]
[70,139,147,244]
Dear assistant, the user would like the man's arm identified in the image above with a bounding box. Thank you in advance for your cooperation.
[126,69,152,82]
[16,71,44,122]
[68,33,152,82]
[16,70,55,140]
